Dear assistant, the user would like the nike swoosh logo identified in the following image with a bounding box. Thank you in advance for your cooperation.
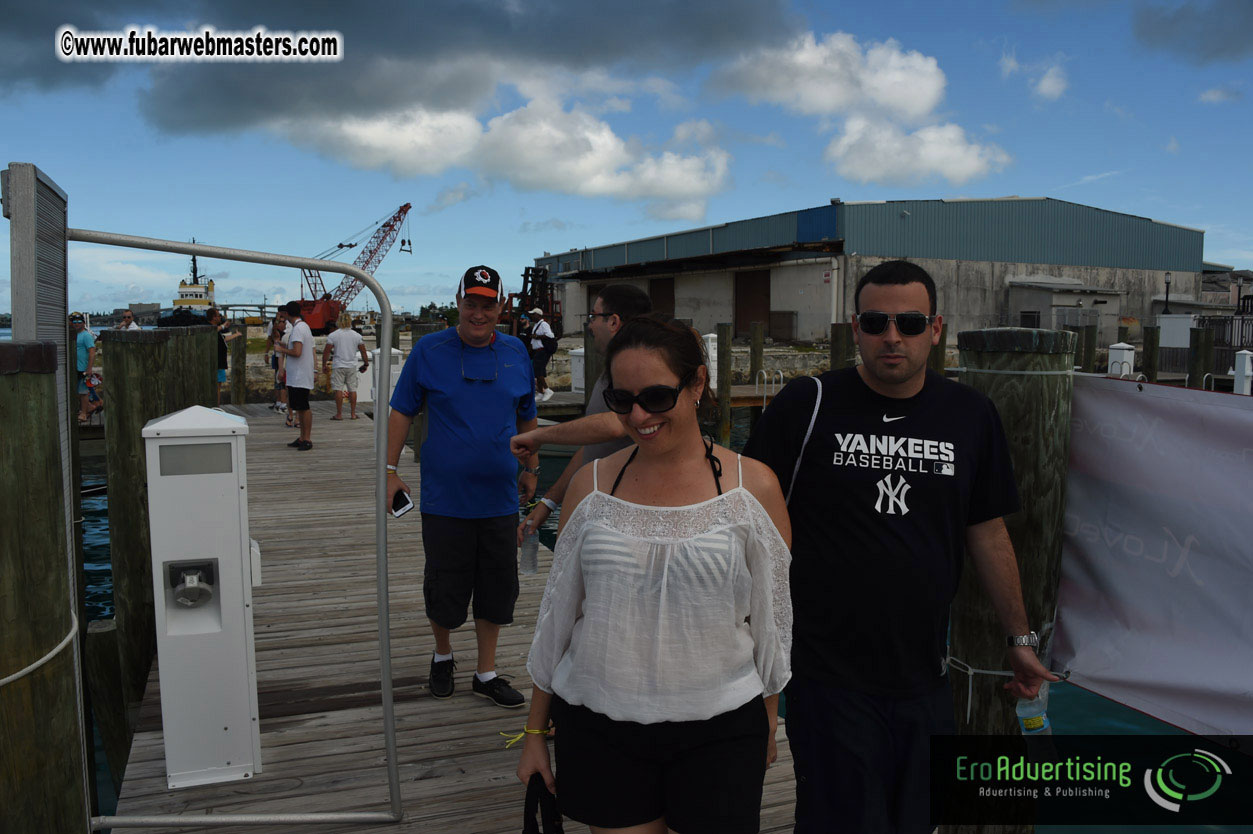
[883,415,906,423]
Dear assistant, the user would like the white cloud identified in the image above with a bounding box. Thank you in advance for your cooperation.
[824,116,1010,186]
[1166,136,1180,153]
[277,106,482,178]
[1105,100,1133,119]
[711,31,946,122]
[422,182,479,215]
[1059,170,1125,189]
[475,99,729,219]
[1000,50,1020,78]
[1198,87,1238,104]
[673,119,717,146]
[1033,65,1068,100]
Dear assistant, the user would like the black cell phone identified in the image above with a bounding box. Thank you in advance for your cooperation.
[391,489,414,518]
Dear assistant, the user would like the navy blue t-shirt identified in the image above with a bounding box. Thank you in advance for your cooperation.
[390,328,537,517]
[743,367,1019,697]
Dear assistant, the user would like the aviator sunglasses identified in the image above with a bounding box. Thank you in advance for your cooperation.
[856,311,934,337]
[603,372,694,414]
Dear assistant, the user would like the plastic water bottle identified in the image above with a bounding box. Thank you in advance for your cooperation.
[1016,681,1052,735]
[519,517,539,575]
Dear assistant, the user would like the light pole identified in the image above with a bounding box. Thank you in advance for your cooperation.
[1162,271,1172,315]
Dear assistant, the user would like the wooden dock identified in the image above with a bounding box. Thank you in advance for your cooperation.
[114,401,797,832]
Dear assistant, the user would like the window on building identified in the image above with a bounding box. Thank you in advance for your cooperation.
[1020,310,1041,328]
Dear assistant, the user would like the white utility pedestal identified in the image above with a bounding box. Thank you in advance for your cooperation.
[1107,342,1135,378]
[1236,350,1253,396]
[142,405,261,789]
[570,348,585,394]
[361,347,404,405]
[703,334,718,383]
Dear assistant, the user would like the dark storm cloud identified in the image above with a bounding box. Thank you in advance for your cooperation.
[2,0,797,130]
[1133,0,1253,63]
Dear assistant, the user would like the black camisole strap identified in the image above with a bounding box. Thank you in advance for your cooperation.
[609,437,722,496]
[609,446,639,496]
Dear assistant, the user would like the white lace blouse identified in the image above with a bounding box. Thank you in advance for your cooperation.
[527,455,793,724]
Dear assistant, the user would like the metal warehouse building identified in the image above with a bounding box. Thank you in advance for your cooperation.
[535,197,1207,346]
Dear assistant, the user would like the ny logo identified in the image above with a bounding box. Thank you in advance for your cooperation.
[874,474,911,515]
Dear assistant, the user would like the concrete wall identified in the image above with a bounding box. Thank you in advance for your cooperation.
[770,260,838,341]
[675,271,733,333]
[842,254,1200,346]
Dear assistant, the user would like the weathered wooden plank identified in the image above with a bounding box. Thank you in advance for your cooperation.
[116,399,797,832]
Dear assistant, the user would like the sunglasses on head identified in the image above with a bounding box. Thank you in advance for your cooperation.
[856,311,934,337]
[603,373,694,415]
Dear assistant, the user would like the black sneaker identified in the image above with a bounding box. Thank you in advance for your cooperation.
[297,440,313,451]
[429,656,456,699]
[472,674,525,708]
[287,438,302,448]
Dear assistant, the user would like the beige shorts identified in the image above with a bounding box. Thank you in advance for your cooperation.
[330,366,359,393]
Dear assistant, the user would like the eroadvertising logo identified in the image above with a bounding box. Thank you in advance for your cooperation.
[931,735,1251,826]
[1143,749,1230,812]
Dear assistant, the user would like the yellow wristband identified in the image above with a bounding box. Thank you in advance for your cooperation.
[500,727,548,749]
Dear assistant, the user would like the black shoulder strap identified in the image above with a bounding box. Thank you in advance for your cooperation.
[609,446,639,496]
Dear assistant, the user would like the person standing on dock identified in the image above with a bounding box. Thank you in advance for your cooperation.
[114,310,140,330]
[273,301,315,451]
[207,307,241,406]
[385,265,540,709]
[528,307,557,402]
[513,284,652,543]
[321,312,369,420]
[743,259,1059,834]
[71,311,100,424]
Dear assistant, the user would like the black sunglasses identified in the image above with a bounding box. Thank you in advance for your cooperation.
[603,373,693,415]
[856,311,934,337]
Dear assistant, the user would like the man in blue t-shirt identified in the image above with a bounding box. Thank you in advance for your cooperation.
[71,312,99,423]
[386,265,539,709]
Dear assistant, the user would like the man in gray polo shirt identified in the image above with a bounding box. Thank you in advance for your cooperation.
[512,283,651,539]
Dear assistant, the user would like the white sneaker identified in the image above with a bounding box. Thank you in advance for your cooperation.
[541,388,555,402]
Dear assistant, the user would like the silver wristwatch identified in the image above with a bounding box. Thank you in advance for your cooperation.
[1007,631,1039,648]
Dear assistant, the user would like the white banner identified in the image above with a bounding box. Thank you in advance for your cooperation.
[1052,376,1253,735]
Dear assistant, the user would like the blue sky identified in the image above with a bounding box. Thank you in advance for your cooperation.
[2,0,1250,316]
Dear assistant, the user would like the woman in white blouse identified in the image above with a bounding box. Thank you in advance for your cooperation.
[518,316,792,834]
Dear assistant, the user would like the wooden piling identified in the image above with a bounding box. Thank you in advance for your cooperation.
[1142,326,1160,383]
[1080,323,1098,372]
[1117,324,1130,345]
[749,322,765,430]
[950,328,1076,746]
[98,327,215,736]
[85,619,127,792]
[1188,327,1215,389]
[1,341,92,833]
[230,329,247,404]
[716,322,732,445]
[830,322,855,371]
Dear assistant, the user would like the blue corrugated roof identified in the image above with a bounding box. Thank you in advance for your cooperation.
[537,197,1203,275]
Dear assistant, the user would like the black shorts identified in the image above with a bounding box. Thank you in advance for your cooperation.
[420,513,518,629]
[552,694,768,834]
[288,386,310,411]
[531,352,550,378]
[785,675,955,834]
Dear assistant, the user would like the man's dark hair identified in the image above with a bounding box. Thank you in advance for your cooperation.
[283,300,302,318]
[596,283,652,322]
[854,260,937,315]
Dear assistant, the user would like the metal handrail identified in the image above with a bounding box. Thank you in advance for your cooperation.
[754,369,784,407]
[66,230,403,828]
[1203,372,1215,391]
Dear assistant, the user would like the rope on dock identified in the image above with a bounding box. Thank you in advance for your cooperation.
[0,612,79,688]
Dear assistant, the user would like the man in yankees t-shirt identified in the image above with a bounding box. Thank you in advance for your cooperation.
[743,260,1058,834]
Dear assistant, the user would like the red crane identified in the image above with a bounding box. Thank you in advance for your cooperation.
[299,203,412,333]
